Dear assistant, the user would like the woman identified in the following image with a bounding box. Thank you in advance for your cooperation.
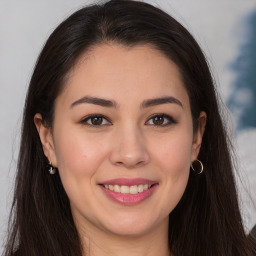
[4,0,255,255]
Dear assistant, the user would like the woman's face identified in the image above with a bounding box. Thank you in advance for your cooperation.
[36,43,205,238]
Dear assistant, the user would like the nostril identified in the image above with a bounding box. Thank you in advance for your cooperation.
[109,148,150,168]
[136,160,145,166]
[114,160,145,168]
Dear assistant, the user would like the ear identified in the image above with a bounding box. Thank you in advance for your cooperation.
[191,111,207,161]
[34,113,58,167]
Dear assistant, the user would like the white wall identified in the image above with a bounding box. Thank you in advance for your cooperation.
[1,0,255,252]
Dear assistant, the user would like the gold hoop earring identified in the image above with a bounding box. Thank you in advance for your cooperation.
[191,159,204,174]
[48,161,56,175]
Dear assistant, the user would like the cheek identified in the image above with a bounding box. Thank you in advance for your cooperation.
[151,130,192,211]
[53,128,109,193]
[52,130,112,215]
[154,131,193,174]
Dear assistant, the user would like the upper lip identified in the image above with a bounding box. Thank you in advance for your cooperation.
[99,178,158,186]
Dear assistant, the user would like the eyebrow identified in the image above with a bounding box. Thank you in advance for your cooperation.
[70,96,183,109]
[70,96,118,108]
[141,96,183,108]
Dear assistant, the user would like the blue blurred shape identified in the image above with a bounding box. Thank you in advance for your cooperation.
[228,9,256,130]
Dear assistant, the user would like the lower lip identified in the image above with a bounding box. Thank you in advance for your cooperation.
[100,185,157,206]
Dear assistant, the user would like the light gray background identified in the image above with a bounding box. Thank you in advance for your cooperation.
[1,0,256,252]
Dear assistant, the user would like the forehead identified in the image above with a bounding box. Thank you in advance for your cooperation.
[58,43,190,108]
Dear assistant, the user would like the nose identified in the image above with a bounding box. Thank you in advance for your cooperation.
[109,125,150,169]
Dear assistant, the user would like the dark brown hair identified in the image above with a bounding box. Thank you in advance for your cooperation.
[4,0,254,255]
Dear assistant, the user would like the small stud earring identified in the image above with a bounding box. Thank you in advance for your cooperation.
[48,161,56,175]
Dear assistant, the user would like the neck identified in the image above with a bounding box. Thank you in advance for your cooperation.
[77,218,171,256]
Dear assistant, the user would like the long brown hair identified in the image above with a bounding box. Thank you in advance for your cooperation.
[4,0,254,255]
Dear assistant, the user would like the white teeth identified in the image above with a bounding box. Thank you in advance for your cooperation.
[129,185,138,194]
[103,184,153,194]
[120,185,130,194]
[143,184,149,190]
[138,184,144,193]
[114,184,120,193]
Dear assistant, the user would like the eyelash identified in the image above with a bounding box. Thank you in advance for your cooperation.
[145,113,177,127]
[80,113,177,127]
[80,114,111,127]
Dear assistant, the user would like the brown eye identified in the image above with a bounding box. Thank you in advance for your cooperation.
[146,114,177,126]
[90,116,103,125]
[81,115,111,126]
[152,116,165,125]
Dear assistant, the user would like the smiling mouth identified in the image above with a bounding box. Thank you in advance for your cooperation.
[101,184,154,194]
[99,178,158,205]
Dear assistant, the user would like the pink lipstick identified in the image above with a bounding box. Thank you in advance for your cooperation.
[99,178,158,205]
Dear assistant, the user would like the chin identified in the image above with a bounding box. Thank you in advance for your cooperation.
[101,212,168,237]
